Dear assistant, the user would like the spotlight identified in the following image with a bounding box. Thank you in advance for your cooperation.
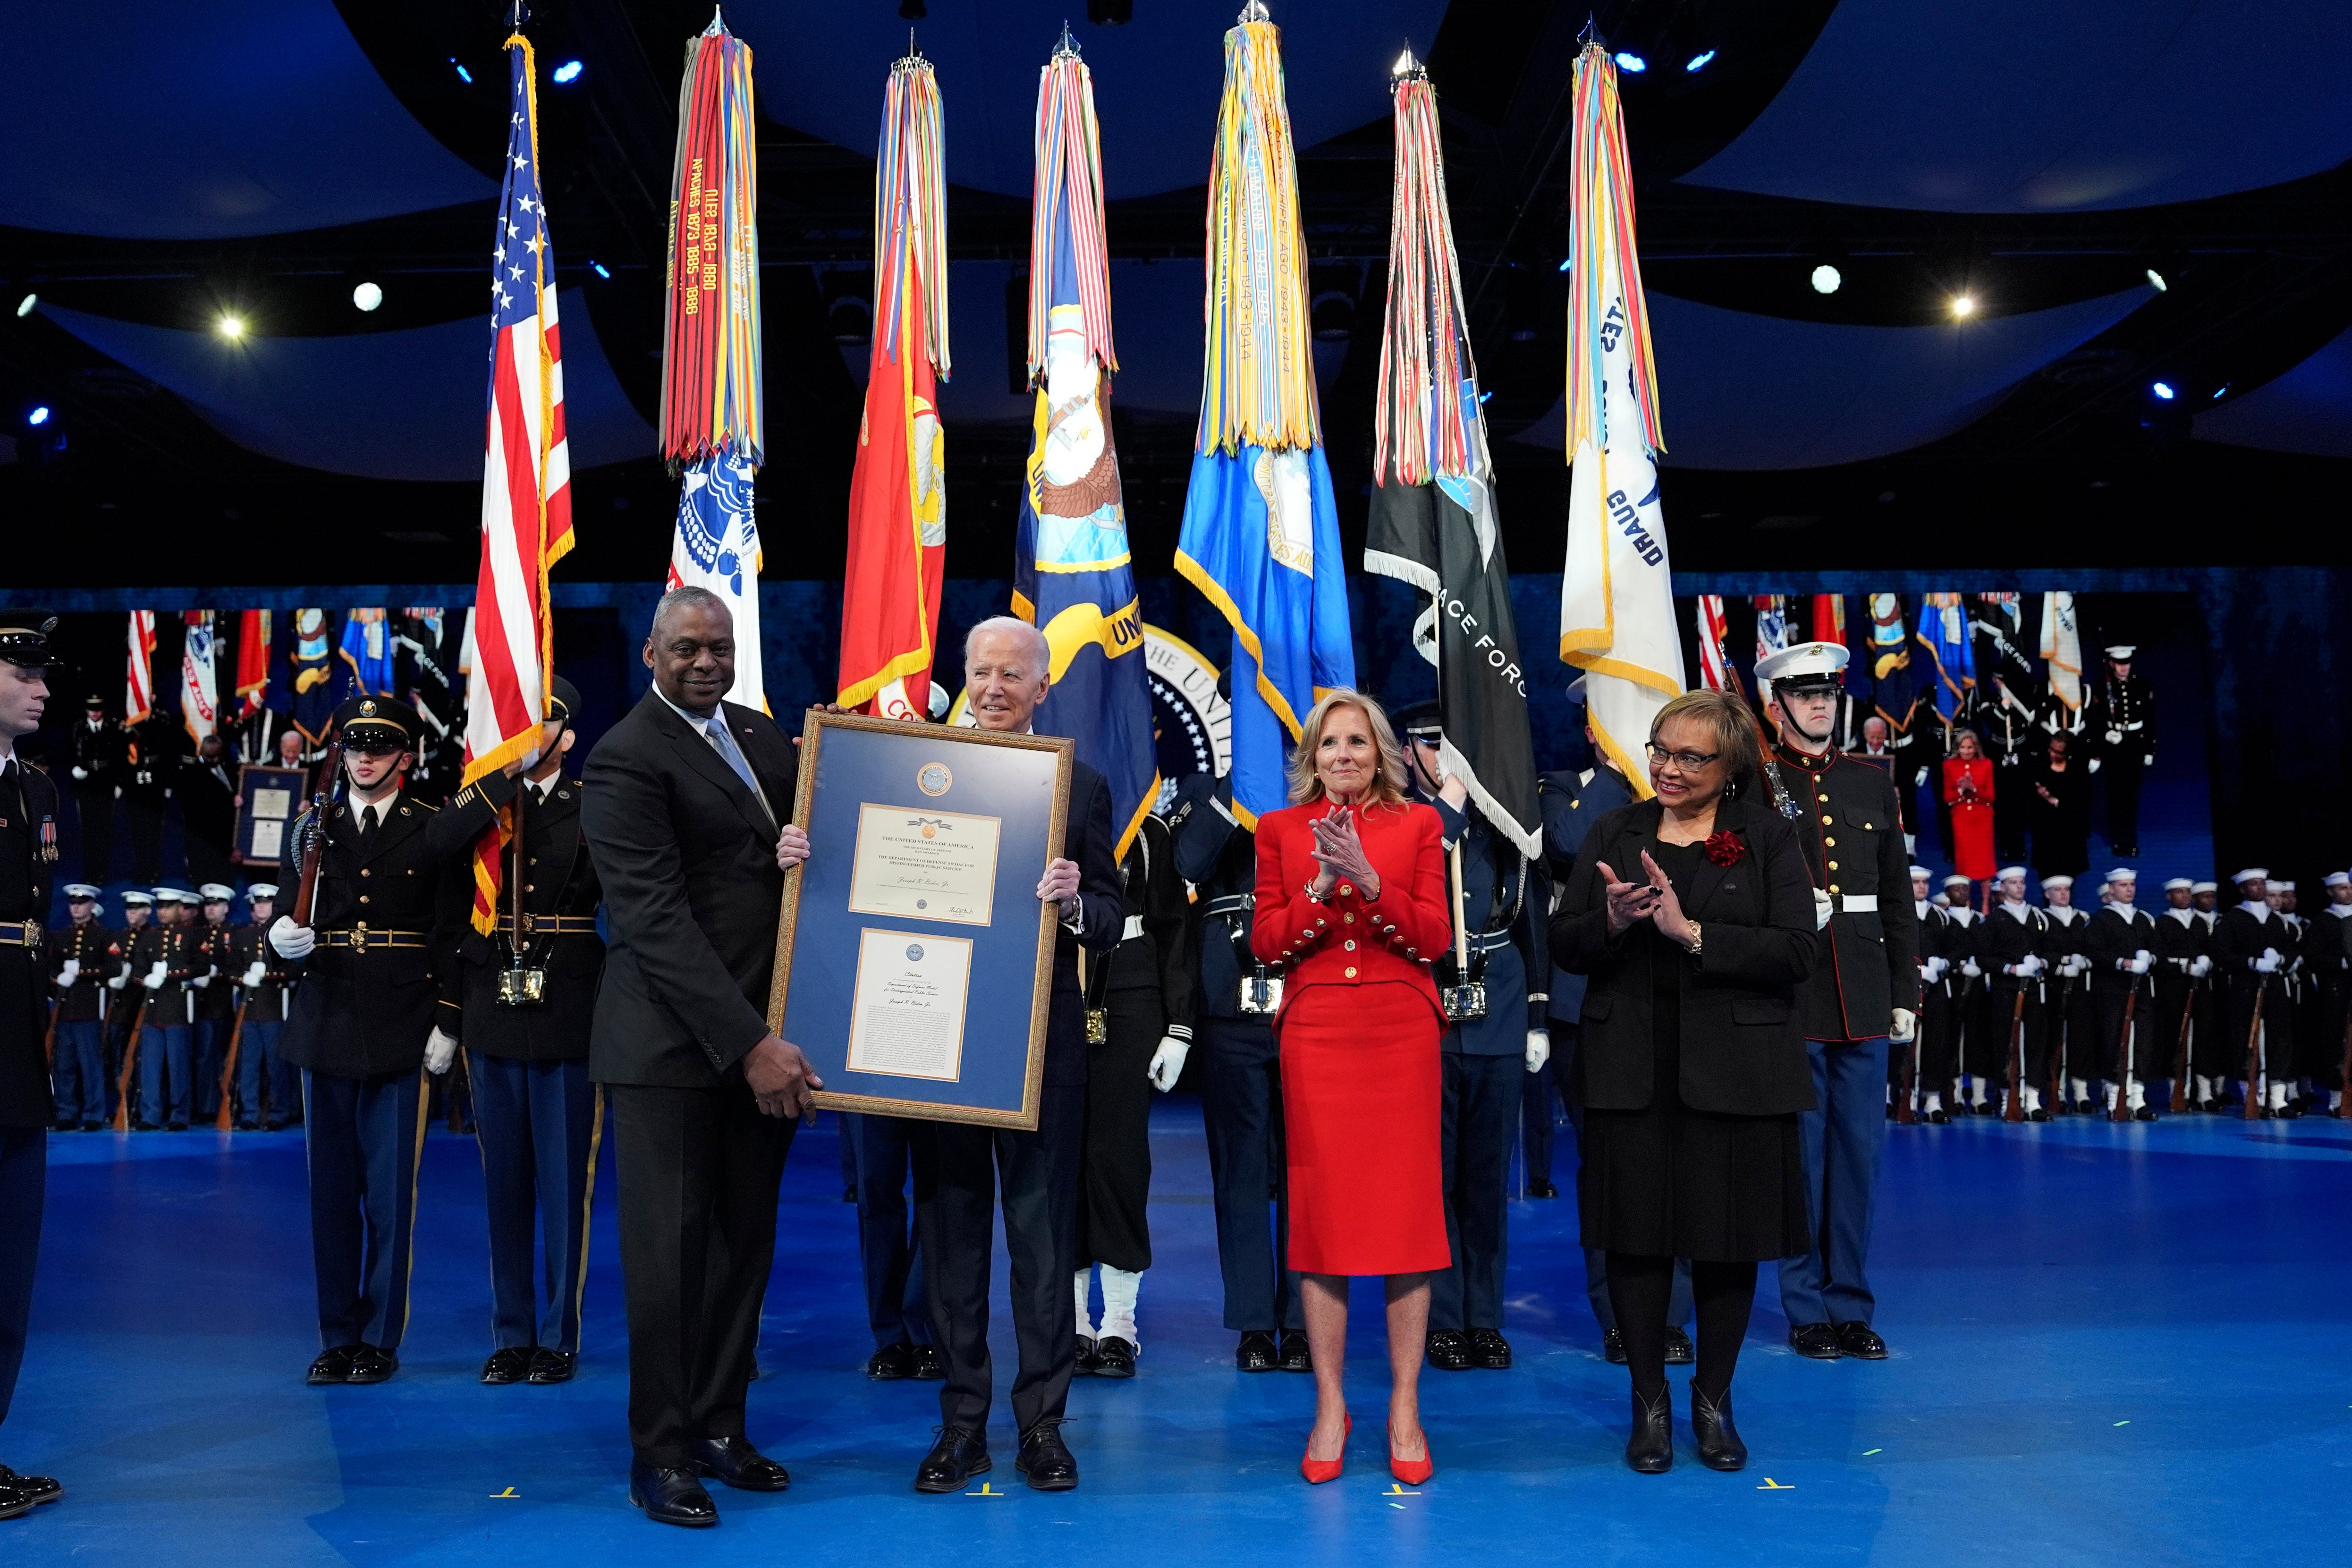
[1949,295,1976,319]
[13,293,32,318]
[351,281,382,313]
[450,58,473,84]
[2151,381,2175,400]
[1477,389,1494,404]
[551,59,583,84]
[1684,50,1716,72]
[216,314,245,340]
[1811,264,1842,295]
[1557,256,1573,273]
[1614,51,1647,73]
[589,260,612,280]
[2145,268,2167,292]
[27,406,50,426]
[2212,384,2230,399]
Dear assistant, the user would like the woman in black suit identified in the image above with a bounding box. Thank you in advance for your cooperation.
[1551,690,1819,1475]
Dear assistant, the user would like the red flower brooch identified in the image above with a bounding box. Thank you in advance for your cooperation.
[1703,830,1745,867]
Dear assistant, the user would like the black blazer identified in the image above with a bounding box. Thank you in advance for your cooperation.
[581,691,797,1089]
[1548,794,1820,1116]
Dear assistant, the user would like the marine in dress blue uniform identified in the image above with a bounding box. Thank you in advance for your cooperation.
[45,886,115,1132]
[1755,643,1920,1363]
[229,884,298,1130]
[134,890,211,1130]
[191,883,239,1123]
[1393,702,1549,1373]
[271,696,469,1385]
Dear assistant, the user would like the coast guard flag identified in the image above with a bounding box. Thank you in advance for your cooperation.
[1916,593,1975,724]
[180,611,218,744]
[2039,592,2083,713]
[1015,42,1155,856]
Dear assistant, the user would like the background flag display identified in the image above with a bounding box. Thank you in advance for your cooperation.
[233,609,270,718]
[1917,592,1975,725]
[1867,592,1921,736]
[838,49,950,714]
[1694,595,1738,695]
[1174,12,1353,827]
[1753,594,1790,665]
[277,608,336,741]
[1363,51,1538,856]
[126,611,156,724]
[336,608,396,700]
[2040,591,2083,713]
[179,611,218,744]
[1558,45,1683,791]
[463,33,574,933]
[1013,37,1156,857]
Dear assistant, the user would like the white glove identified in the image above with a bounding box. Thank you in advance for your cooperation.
[2016,955,2045,978]
[2141,754,2154,768]
[70,765,87,780]
[56,959,79,987]
[2255,950,2281,974]
[107,965,128,991]
[189,968,212,989]
[1889,1008,1917,1043]
[2130,949,2152,975]
[1813,888,1835,930]
[142,961,167,990]
[2088,758,2102,773]
[269,916,315,960]
[1929,956,1950,981]
[2104,729,2124,746]
[2191,954,2212,978]
[1146,1035,1189,1093]
[243,961,267,988]
[1961,958,1982,978]
[424,1026,458,1076]
[1525,1029,1550,1073]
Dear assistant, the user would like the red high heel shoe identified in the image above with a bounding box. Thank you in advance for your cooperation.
[1300,1414,1351,1484]
[1388,1425,1434,1485]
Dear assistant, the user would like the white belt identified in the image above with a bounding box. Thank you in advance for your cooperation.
[1840,894,1878,913]
[1122,914,1146,942]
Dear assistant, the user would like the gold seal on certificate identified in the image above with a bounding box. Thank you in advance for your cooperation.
[846,804,1002,925]
[846,929,973,1081]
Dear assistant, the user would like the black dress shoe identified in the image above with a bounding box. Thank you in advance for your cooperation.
[1015,1423,1079,1492]
[306,1345,361,1385]
[1278,1331,1313,1373]
[1663,1326,1695,1366]
[1091,1336,1137,1377]
[527,1348,576,1384]
[842,1185,858,1204]
[2027,1107,2052,1122]
[1625,1387,1673,1473]
[0,1464,62,1506]
[693,1434,791,1492]
[344,1345,398,1384]
[2135,1107,2160,1122]
[1973,1102,1999,1116]
[79,1122,104,1133]
[2073,1099,2095,1117]
[2194,1098,2217,1114]
[914,1425,990,1493]
[0,1487,27,1521]
[1603,1328,1628,1365]
[2275,1101,2304,1119]
[234,1119,257,1132]
[1789,1322,1843,1360]
[867,1341,915,1381]
[909,1344,946,1381]
[481,1348,533,1385]
[629,1459,718,1526]
[1526,1178,1559,1199]
[1926,1108,1951,1124]
[1235,1330,1278,1372]
[1690,1385,1747,1471]
[1425,1329,1472,1371]
[1073,1334,1100,1376]
[1468,1328,1513,1369]
[1833,1322,1887,1359]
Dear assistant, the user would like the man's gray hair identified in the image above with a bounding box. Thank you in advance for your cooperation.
[650,585,729,641]
[964,616,1050,679]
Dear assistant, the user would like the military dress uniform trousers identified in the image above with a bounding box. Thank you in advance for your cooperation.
[1430,1050,1521,1334]
[139,1021,194,1127]
[470,1053,600,1355]
[193,1016,230,1120]
[51,1019,107,1127]
[235,1019,297,1127]
[1077,989,1160,1274]
[1779,1036,1889,1330]
[303,1067,429,1351]
[1198,1017,1303,1333]
[0,1127,41,1429]
[848,1112,935,1352]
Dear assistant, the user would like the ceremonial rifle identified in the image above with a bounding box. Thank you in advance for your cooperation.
[215,994,248,1132]
[113,973,144,1133]
[2168,972,2198,1114]
[291,738,345,928]
[2003,987,2028,1124]
[2049,960,2074,1113]
[2336,1003,2352,1121]
[2108,977,2141,1123]
[42,996,58,1069]
[2242,975,2267,1122]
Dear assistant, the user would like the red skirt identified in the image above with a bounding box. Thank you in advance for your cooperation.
[1278,981,1451,1276]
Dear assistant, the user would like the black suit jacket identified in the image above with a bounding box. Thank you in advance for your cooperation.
[1043,758,1124,1086]
[1548,794,1820,1116]
[582,691,799,1088]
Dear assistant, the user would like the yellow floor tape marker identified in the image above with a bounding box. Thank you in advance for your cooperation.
[1384,1483,1421,1497]
[967,1482,1007,1497]
[1758,1478,1795,1490]
[490,1487,518,1499]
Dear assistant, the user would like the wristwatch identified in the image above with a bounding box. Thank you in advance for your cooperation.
[1684,922,1704,957]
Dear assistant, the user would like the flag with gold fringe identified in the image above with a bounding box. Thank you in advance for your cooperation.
[1173,8,1353,827]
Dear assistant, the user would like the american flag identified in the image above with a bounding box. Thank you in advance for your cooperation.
[463,34,574,933]
[126,610,157,722]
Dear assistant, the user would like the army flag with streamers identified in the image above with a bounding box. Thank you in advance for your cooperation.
[180,611,219,745]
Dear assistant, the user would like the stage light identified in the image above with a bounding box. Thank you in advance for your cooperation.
[1811,264,1842,295]
[1477,389,1494,404]
[13,293,33,318]
[1558,256,1573,272]
[216,314,245,340]
[552,59,583,84]
[351,281,382,313]
[2151,381,2175,400]
[590,260,612,279]
[1684,50,1716,72]
[1614,51,1647,73]
[2212,384,2230,399]
[1949,294,1976,318]
[27,406,50,426]
[450,58,472,84]
[2145,268,2167,292]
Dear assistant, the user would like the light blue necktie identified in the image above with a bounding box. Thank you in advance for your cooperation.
[702,716,774,827]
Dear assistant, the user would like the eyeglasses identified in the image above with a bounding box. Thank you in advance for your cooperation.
[1645,742,1720,771]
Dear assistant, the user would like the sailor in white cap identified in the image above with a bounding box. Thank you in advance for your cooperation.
[1980,867,2055,1119]
[2266,881,2312,1108]
[2086,646,2154,858]
[2083,870,2159,1117]
[2312,874,2352,1114]
[228,883,297,1131]
[2037,875,2097,1113]
[1908,866,1960,1123]
[2214,870,2298,1116]
[1938,874,1990,1110]
[46,885,115,1133]
[2152,879,2214,1109]
[1753,640,1919,1362]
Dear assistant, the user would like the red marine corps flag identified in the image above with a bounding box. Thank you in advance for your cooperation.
[461,32,575,934]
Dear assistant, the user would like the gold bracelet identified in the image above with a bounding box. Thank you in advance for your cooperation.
[1685,922,1704,955]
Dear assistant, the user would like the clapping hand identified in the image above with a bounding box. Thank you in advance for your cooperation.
[1597,860,1661,934]
[1309,809,1377,898]
[1638,848,1699,949]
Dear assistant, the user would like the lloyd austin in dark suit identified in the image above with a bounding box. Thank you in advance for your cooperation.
[580,586,823,1528]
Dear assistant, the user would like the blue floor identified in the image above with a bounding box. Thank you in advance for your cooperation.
[7,1096,2350,1566]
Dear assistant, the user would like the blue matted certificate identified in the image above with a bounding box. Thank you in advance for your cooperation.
[768,712,1072,1130]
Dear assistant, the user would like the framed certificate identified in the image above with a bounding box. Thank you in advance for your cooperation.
[768,712,1073,1130]
[235,764,308,866]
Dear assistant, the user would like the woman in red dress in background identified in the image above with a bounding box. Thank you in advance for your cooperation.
[1942,728,1996,894]
[1252,691,1452,1487]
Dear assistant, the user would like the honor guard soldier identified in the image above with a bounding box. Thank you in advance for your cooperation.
[2311,873,2352,1115]
[69,695,127,883]
[269,695,469,1384]
[1071,802,1195,1379]
[1753,643,1918,1362]
[2213,870,2298,1116]
[1981,868,2055,1119]
[2083,869,2159,1117]
[133,890,212,1130]
[0,610,66,1517]
[2087,646,2154,858]
[423,677,604,1386]
[123,704,181,886]
[2038,876,2096,1111]
[230,884,298,1130]
[1941,874,1994,1112]
[1169,769,1310,1373]
[191,884,238,1123]
[2152,879,2214,1110]
[46,886,115,1132]
[1907,867,1960,1122]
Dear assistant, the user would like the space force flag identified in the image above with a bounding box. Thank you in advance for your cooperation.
[1557,44,1683,792]
[1014,38,1156,856]
[1174,13,1353,827]
[1363,53,1538,857]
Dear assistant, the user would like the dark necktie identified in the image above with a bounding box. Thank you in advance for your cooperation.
[359,804,380,846]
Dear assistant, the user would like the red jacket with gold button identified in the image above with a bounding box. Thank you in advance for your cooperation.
[1250,797,1452,1026]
